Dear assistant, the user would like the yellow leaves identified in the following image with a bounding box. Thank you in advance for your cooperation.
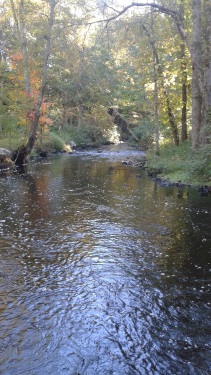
[30,69,41,91]
[17,117,29,127]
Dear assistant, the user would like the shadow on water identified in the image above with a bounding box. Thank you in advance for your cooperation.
[0,148,211,374]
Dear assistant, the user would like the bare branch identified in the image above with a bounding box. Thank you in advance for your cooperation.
[131,2,176,16]
[99,2,177,24]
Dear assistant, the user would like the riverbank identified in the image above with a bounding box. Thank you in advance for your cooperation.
[145,141,211,188]
[1,137,210,190]
[40,136,210,188]
[72,142,211,191]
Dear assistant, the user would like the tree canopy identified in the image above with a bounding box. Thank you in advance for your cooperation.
[0,0,210,174]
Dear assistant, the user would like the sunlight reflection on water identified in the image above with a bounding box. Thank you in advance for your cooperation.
[0,149,211,374]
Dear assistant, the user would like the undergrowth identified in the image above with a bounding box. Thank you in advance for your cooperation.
[146,141,211,185]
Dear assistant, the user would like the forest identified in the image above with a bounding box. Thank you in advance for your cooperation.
[0,0,210,185]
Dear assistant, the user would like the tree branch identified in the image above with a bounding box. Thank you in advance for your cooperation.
[96,2,192,73]
[101,2,177,24]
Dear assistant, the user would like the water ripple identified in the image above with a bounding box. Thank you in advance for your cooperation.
[0,154,211,374]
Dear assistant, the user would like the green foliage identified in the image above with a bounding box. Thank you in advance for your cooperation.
[0,114,28,150]
[49,133,66,150]
[129,121,154,149]
[146,141,211,185]
[49,104,113,147]
[188,145,211,182]
[0,0,208,184]
[34,123,109,153]
[0,134,28,150]
[67,125,108,147]
[35,132,66,154]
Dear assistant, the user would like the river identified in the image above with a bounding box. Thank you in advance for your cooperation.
[0,145,211,375]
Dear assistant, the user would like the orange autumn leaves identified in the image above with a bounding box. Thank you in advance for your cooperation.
[9,51,53,131]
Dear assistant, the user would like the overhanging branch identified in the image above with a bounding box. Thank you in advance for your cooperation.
[101,2,177,24]
[87,2,188,49]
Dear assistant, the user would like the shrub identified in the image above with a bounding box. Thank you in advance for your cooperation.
[35,132,67,153]
[66,125,107,147]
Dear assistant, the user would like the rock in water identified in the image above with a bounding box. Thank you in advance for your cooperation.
[0,148,12,157]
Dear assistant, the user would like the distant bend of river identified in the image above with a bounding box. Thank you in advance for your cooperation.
[0,145,211,375]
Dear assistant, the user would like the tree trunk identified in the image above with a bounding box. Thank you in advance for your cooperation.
[203,0,211,144]
[77,48,85,130]
[153,50,160,154]
[10,0,31,95]
[108,108,139,142]
[178,1,188,142]
[77,102,83,130]
[102,0,210,148]
[166,96,180,146]
[0,50,4,133]
[181,43,188,141]
[150,9,160,154]
[191,0,203,148]
[13,0,56,164]
[141,21,178,146]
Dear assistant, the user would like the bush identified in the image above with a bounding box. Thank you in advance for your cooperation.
[187,144,211,181]
[65,125,108,147]
[48,133,66,150]
[35,132,68,154]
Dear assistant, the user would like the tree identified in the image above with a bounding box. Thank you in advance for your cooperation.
[10,0,31,95]
[191,0,203,147]
[98,1,210,148]
[140,17,179,147]
[1,0,209,159]
[13,0,57,164]
[191,0,211,147]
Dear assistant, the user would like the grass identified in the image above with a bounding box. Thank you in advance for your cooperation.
[0,124,109,155]
[0,135,28,150]
[146,141,211,186]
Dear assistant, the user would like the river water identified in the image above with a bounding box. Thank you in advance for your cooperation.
[0,145,211,375]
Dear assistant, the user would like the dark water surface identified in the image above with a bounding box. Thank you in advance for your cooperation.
[0,146,211,375]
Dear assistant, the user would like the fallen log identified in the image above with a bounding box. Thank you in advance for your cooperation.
[108,108,139,142]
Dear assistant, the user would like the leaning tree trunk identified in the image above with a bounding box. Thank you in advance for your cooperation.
[13,0,56,165]
[108,108,139,142]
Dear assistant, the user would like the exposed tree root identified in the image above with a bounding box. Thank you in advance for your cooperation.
[12,145,29,165]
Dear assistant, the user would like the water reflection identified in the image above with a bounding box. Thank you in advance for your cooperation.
[0,151,211,374]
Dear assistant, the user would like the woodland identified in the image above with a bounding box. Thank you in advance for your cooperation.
[0,0,211,185]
